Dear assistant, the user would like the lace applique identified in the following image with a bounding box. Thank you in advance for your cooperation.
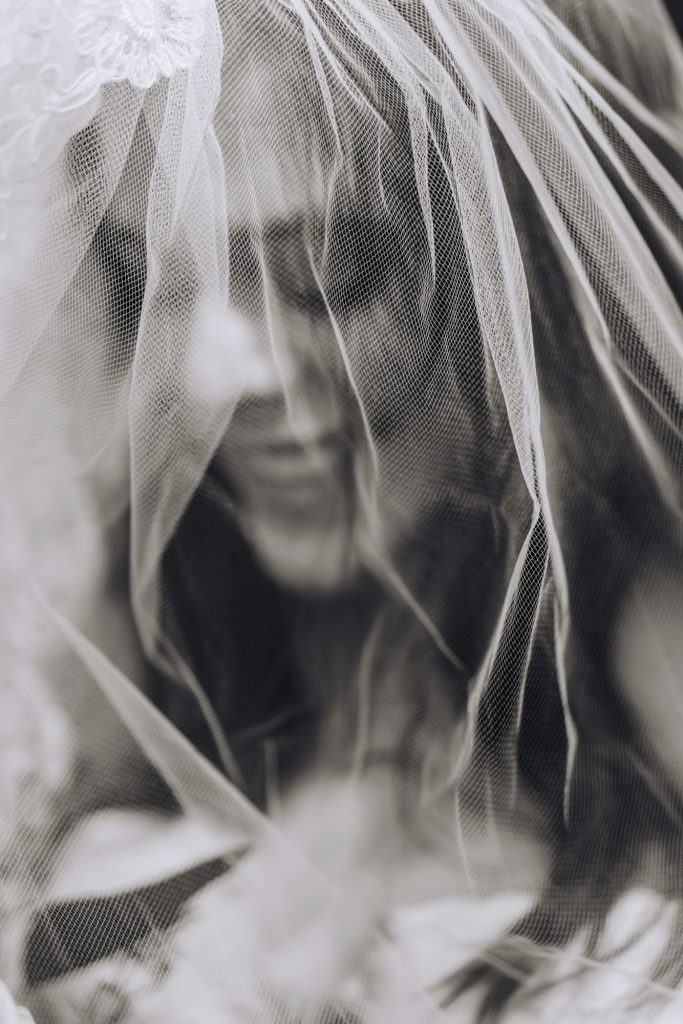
[1,0,207,172]
[72,0,208,90]
[0,0,208,257]
[1,3,100,189]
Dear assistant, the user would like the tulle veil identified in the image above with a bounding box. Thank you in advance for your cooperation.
[2,0,683,1020]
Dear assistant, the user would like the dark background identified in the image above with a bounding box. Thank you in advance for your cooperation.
[665,0,683,38]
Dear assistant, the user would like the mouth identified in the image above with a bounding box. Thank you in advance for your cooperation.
[214,413,359,592]
[224,430,349,500]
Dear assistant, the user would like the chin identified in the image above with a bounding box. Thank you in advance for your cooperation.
[246,516,361,595]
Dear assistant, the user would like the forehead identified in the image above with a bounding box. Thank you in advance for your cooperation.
[107,15,408,241]
[215,22,388,227]
[216,113,328,225]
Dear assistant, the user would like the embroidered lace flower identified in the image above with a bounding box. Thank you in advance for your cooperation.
[0,0,208,273]
[71,0,208,90]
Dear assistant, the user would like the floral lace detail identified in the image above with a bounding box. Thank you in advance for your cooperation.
[1,0,207,167]
[0,0,209,262]
[0,2,101,193]
[72,0,208,90]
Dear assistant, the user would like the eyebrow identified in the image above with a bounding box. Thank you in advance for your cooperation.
[230,212,394,244]
[228,214,399,282]
[227,217,308,269]
[23,848,248,985]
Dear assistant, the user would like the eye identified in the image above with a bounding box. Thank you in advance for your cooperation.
[228,226,263,310]
[151,247,200,317]
[325,215,396,312]
[279,285,328,317]
[331,263,388,311]
[95,218,146,336]
[261,218,326,315]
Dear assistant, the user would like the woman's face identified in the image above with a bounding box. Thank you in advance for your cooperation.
[105,29,435,595]
[208,41,432,593]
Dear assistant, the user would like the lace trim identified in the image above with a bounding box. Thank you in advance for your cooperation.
[0,0,209,244]
[72,0,208,90]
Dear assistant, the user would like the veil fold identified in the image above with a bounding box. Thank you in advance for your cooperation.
[2,1,683,1020]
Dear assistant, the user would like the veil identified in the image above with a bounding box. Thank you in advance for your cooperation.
[2,0,683,1020]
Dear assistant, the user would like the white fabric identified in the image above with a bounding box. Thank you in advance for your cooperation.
[2,0,683,1020]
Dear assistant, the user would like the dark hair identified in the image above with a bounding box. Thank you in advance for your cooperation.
[73,7,683,1019]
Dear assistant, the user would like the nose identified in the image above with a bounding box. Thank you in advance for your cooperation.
[188,299,282,407]
[195,296,344,449]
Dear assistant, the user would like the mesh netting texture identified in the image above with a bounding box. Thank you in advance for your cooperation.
[2,1,683,1021]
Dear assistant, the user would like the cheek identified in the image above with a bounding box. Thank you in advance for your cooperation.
[340,287,428,440]
[187,302,280,409]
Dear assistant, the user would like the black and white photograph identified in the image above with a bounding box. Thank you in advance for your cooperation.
[2,1,683,1021]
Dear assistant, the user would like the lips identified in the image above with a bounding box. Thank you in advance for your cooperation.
[245,435,343,477]
[215,412,358,590]
[220,419,348,497]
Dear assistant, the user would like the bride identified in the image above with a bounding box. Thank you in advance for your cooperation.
[2,1,683,1021]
